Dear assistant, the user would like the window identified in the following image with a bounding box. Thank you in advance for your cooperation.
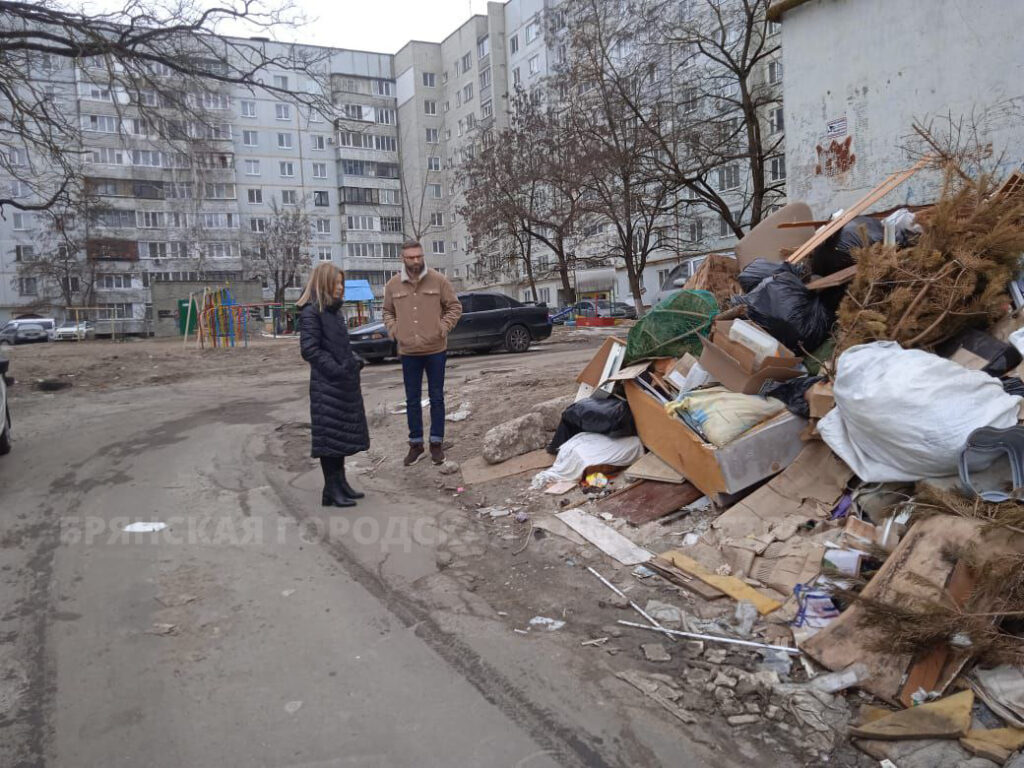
[249,217,267,233]
[461,52,472,72]
[768,60,783,85]
[769,154,787,182]
[376,108,396,125]
[424,99,437,115]
[204,183,236,200]
[346,215,375,230]
[466,113,476,130]
[374,80,393,96]
[98,303,132,319]
[426,128,439,144]
[427,156,441,171]
[428,184,442,199]
[456,92,461,108]
[277,132,293,149]
[374,135,397,152]
[97,273,133,289]
[457,119,464,137]
[15,245,35,262]
[431,240,445,254]
[312,135,326,150]
[717,164,740,191]
[430,212,444,226]
[313,190,329,206]
[279,161,295,177]
[422,72,436,87]
[513,68,521,86]
[528,55,539,75]
[273,75,289,89]
[477,36,490,59]
[769,106,784,134]
[687,219,704,243]
[12,213,27,230]
[381,216,403,233]
[312,162,327,179]
[281,190,298,205]
[379,189,399,205]
[462,83,474,102]
[526,20,540,43]
[767,20,781,36]
[509,34,519,55]
[242,130,258,146]
[481,101,493,120]
[83,114,118,133]
[18,277,38,296]
[316,218,331,234]
[245,159,261,175]
[247,188,263,204]
[241,100,256,117]
[317,247,332,262]
[201,213,239,229]
[442,71,448,84]
[138,211,165,229]
[275,103,291,120]
[480,68,491,89]
[444,100,450,113]
[342,104,364,121]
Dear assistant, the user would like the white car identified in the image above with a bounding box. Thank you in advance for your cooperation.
[55,321,95,341]
[0,356,11,456]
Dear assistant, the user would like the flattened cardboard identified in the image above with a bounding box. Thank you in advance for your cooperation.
[699,320,803,395]
[577,337,627,387]
[461,449,554,485]
[624,452,687,484]
[734,202,816,271]
[806,381,835,419]
[556,507,652,565]
[624,379,807,499]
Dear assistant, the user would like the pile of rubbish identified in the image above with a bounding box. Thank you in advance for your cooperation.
[477,161,1024,764]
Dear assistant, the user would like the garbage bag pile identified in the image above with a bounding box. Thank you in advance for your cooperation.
[529,162,1024,763]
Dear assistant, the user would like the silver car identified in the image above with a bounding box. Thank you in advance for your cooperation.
[0,322,48,346]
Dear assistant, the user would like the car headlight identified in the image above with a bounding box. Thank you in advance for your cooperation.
[369,332,386,340]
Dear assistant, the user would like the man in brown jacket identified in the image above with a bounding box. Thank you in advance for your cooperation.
[383,240,463,466]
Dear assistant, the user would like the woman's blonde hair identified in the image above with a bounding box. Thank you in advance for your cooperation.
[297,262,345,311]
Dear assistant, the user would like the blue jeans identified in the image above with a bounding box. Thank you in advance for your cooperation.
[401,351,447,444]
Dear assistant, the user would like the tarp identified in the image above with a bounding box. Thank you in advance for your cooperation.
[344,279,374,303]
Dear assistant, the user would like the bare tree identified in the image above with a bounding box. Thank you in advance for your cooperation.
[0,0,331,214]
[245,200,312,304]
[13,203,98,310]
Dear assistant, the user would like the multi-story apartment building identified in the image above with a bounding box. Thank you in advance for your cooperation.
[0,0,784,323]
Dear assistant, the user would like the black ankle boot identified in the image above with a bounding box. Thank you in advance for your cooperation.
[337,465,364,499]
[322,469,356,508]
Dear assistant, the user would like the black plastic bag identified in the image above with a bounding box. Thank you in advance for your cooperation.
[763,376,823,418]
[732,271,834,353]
[738,259,803,293]
[810,216,883,277]
[936,328,1023,377]
[548,396,636,454]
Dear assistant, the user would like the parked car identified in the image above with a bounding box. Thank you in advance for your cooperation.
[0,322,48,346]
[55,321,96,341]
[612,302,638,319]
[0,356,11,456]
[651,255,713,306]
[0,317,55,344]
[351,291,553,362]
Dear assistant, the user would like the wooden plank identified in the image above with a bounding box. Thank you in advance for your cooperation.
[806,265,859,291]
[625,452,687,484]
[787,158,931,265]
[460,449,554,485]
[647,556,726,601]
[555,508,652,565]
[898,560,976,707]
[597,480,704,525]
[659,550,782,614]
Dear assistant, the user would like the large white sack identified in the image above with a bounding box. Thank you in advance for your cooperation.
[818,341,1021,481]
[531,433,645,489]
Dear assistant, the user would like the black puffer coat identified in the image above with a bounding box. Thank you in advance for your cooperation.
[299,302,370,457]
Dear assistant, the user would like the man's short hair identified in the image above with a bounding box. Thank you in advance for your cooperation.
[401,239,423,253]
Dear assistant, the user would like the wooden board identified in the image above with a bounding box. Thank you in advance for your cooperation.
[647,555,726,601]
[787,158,930,265]
[460,449,554,485]
[597,480,704,525]
[658,550,781,614]
[555,508,652,565]
[624,452,687,484]
[806,264,858,291]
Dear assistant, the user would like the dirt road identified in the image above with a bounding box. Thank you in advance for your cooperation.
[0,332,752,768]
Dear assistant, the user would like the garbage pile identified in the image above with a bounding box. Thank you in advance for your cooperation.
[478,162,1024,764]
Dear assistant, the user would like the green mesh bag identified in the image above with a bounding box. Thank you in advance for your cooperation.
[623,289,719,364]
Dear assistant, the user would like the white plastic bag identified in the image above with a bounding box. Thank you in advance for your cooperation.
[531,433,644,489]
[819,341,1021,481]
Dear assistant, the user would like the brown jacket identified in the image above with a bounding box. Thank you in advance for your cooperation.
[383,268,463,356]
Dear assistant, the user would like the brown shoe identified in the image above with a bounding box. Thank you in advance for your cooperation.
[403,442,425,467]
[430,443,445,465]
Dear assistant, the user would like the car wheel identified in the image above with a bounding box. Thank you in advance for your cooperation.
[0,410,11,456]
[504,325,531,353]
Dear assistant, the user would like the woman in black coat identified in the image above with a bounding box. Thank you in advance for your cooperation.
[298,263,370,507]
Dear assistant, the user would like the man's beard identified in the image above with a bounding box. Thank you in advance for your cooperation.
[407,263,424,275]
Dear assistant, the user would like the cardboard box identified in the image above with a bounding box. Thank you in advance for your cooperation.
[576,337,627,387]
[806,381,835,419]
[699,320,803,394]
[624,379,807,500]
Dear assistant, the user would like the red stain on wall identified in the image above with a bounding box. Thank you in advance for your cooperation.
[815,136,856,177]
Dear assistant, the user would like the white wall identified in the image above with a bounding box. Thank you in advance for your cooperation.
[782,0,1024,218]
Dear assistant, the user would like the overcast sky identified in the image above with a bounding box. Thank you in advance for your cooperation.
[189,0,495,55]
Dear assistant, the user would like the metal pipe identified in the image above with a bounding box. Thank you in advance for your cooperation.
[617,620,803,655]
[587,566,676,642]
